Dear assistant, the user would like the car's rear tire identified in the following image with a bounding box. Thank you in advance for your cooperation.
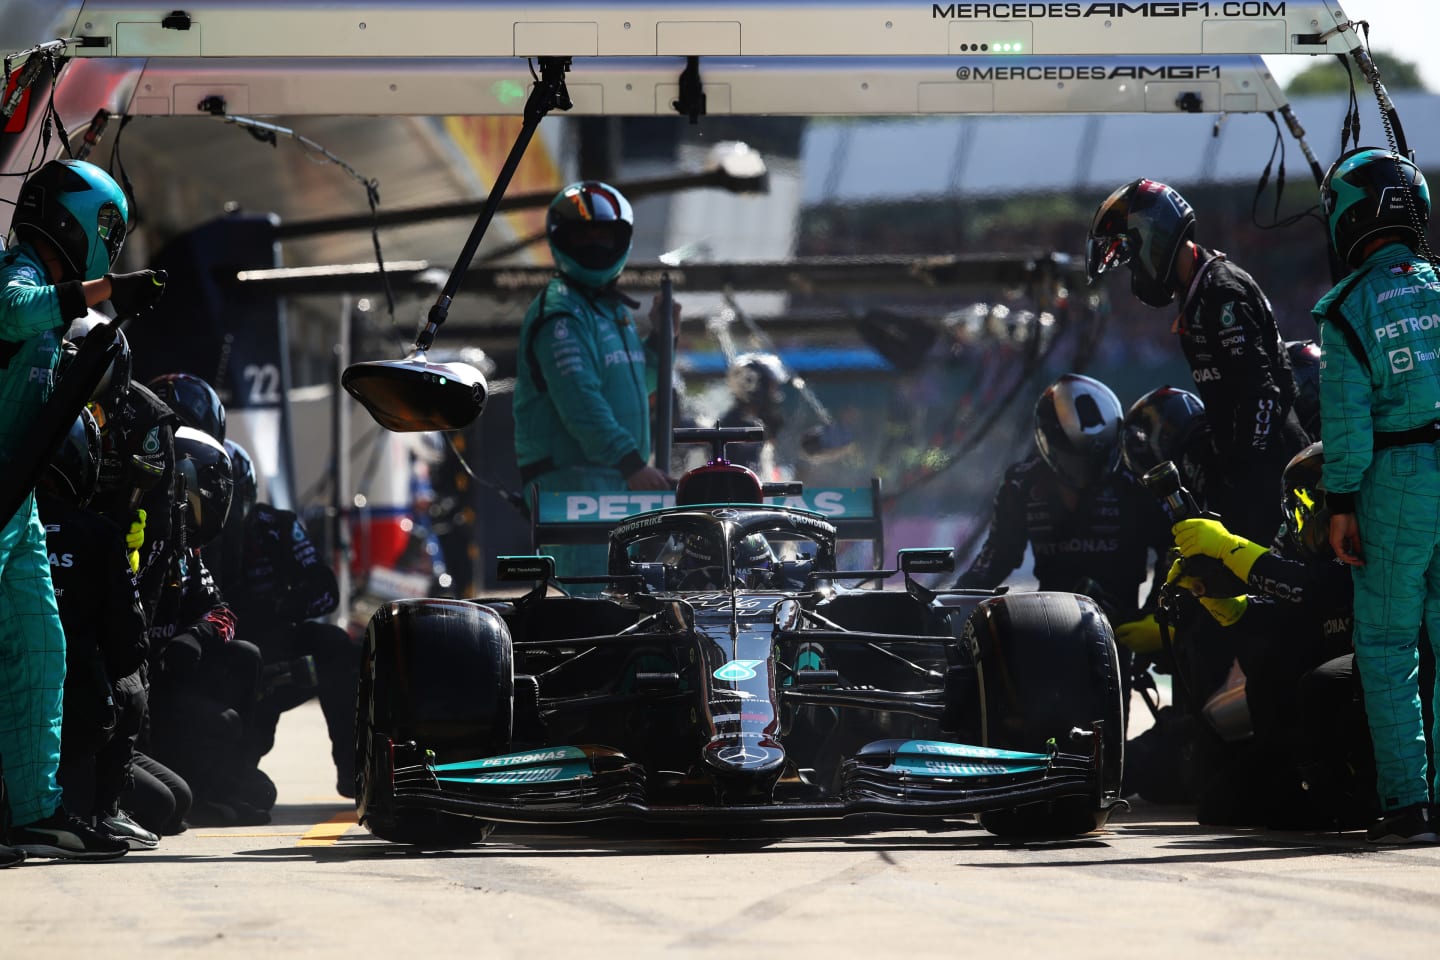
[356,599,514,845]
[963,591,1124,839]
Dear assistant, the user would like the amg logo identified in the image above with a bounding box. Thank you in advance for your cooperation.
[933,2,1286,17]
[964,64,1220,81]
[1377,283,1440,304]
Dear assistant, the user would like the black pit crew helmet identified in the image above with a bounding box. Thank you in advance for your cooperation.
[1087,178,1196,307]
[546,181,634,288]
[40,407,102,508]
[1320,147,1431,268]
[1034,373,1123,491]
[1121,385,1210,477]
[10,159,129,282]
[1280,442,1330,562]
[149,372,226,443]
[1286,340,1322,440]
[224,439,257,526]
[62,310,132,406]
[173,426,233,547]
[728,353,787,414]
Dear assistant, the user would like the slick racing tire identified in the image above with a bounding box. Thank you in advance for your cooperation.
[964,591,1124,839]
[356,599,514,846]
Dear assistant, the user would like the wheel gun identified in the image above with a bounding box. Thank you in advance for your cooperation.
[1140,460,1247,599]
[126,454,165,511]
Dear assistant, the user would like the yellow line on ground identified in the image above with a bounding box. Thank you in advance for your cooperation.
[298,810,360,847]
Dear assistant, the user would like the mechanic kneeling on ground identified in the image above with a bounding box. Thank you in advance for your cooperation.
[207,439,358,799]
[144,427,269,827]
[1167,441,1377,830]
[40,408,162,850]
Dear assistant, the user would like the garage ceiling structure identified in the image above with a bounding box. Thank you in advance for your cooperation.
[5,3,1385,345]
[3,2,1376,253]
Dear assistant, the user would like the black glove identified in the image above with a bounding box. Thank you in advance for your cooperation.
[105,269,168,316]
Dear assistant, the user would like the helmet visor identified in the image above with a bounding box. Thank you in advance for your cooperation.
[551,219,633,270]
[96,201,127,269]
[1086,184,1138,282]
[1086,233,1132,283]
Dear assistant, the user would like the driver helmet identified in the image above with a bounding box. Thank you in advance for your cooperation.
[173,426,233,547]
[224,439,258,526]
[734,531,777,588]
[1285,340,1322,440]
[1034,373,1123,491]
[61,309,132,406]
[1120,385,1210,478]
[40,407,102,508]
[10,159,129,282]
[678,530,773,587]
[546,181,634,289]
[1087,178,1196,307]
[1279,442,1331,562]
[149,372,227,444]
[1320,147,1430,268]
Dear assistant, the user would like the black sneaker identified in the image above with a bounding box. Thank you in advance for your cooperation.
[95,810,161,850]
[1366,803,1439,844]
[10,807,129,860]
[0,845,25,868]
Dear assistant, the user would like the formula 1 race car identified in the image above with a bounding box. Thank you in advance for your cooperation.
[355,428,1126,845]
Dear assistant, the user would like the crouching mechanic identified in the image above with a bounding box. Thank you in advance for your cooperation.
[956,374,1174,694]
[39,409,161,849]
[212,441,358,798]
[1314,147,1440,844]
[1168,442,1373,829]
[1,158,162,860]
[144,428,266,826]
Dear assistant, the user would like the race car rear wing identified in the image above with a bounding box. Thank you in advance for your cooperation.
[529,477,887,562]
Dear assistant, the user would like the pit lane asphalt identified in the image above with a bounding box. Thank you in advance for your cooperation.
[4,699,1436,960]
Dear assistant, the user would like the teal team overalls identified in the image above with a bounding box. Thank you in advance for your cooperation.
[1316,242,1440,812]
[514,276,656,580]
[0,244,73,825]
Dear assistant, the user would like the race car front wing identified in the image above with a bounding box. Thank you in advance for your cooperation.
[366,723,1113,827]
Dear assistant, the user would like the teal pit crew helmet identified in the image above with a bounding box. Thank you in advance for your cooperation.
[10,159,129,282]
[1320,147,1431,268]
[546,180,634,288]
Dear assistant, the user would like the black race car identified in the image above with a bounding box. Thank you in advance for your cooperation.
[355,429,1126,844]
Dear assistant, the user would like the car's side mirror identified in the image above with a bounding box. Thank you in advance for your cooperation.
[498,555,555,582]
[898,548,955,575]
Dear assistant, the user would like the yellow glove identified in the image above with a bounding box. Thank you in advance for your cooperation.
[1165,557,1207,596]
[126,508,146,575]
[1198,594,1248,627]
[1113,613,1164,654]
[1171,517,1267,582]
